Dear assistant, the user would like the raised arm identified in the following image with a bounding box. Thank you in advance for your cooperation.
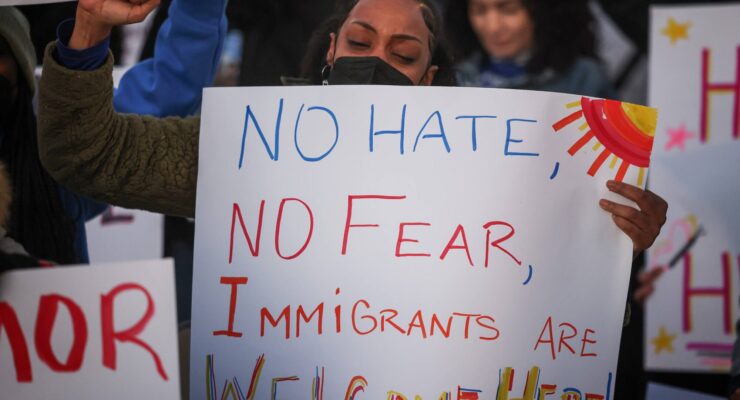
[37,42,199,218]
[113,0,229,116]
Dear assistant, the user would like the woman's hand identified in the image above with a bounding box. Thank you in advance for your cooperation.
[70,0,160,50]
[598,180,668,254]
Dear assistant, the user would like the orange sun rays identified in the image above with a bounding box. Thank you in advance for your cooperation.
[552,97,656,186]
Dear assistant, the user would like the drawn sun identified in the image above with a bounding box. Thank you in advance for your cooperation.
[552,97,657,186]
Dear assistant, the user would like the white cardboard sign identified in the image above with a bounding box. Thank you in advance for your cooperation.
[0,259,180,399]
[646,4,740,373]
[85,206,164,264]
[191,85,657,398]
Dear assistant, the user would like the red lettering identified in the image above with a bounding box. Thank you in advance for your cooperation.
[430,314,452,338]
[536,318,596,360]
[406,310,427,338]
[483,221,522,267]
[260,306,291,339]
[34,294,88,372]
[395,222,431,257]
[380,309,406,334]
[476,315,500,341]
[535,316,556,360]
[345,376,368,399]
[213,277,248,338]
[229,201,265,263]
[452,312,480,339]
[458,385,480,400]
[341,195,405,255]
[275,198,314,260]
[558,322,577,355]
[334,288,342,333]
[101,283,168,381]
[351,300,377,335]
[245,354,265,399]
[0,302,32,382]
[100,206,134,225]
[580,328,598,357]
[440,224,474,266]
[682,251,732,333]
[296,304,324,337]
[700,46,740,142]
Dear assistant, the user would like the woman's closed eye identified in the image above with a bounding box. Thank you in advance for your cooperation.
[393,53,416,64]
[348,39,371,49]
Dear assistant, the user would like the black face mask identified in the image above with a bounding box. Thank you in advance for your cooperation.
[0,75,14,127]
[327,56,416,86]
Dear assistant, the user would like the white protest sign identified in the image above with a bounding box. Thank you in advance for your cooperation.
[85,207,164,264]
[646,4,740,373]
[0,259,180,399]
[191,85,657,398]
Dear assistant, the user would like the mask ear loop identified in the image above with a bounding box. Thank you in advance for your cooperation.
[321,64,331,86]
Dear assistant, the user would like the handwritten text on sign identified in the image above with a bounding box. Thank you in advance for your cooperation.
[191,86,656,398]
[0,259,180,400]
[646,4,740,373]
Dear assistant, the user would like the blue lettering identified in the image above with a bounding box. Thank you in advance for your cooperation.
[505,118,539,157]
[238,98,284,169]
[413,111,451,153]
[455,115,497,151]
[369,104,406,155]
[294,104,340,162]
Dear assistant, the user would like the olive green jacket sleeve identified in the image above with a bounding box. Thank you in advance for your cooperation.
[37,43,200,218]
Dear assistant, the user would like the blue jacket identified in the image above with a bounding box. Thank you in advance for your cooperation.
[56,0,228,263]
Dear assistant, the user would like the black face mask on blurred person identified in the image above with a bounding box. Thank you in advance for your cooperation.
[327,56,416,86]
[0,75,14,127]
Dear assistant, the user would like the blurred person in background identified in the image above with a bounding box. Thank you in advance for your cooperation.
[445,0,614,98]
[0,161,52,269]
[1,7,79,265]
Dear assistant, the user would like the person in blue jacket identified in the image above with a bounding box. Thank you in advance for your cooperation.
[0,0,226,264]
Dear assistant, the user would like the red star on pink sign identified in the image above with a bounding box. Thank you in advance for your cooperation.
[665,124,695,151]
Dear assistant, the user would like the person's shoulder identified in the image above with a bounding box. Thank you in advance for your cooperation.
[454,52,484,87]
[559,57,615,98]
[569,57,608,78]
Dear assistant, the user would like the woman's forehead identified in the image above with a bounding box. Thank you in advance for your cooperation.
[345,0,430,39]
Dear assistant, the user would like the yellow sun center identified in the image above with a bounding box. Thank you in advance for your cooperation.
[622,103,658,137]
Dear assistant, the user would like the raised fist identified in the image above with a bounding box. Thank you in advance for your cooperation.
[77,0,160,26]
[69,0,160,50]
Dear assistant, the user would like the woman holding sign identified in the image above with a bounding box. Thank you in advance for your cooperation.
[37,0,666,255]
